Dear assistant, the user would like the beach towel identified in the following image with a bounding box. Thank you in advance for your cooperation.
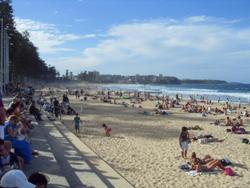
[187,170,202,177]
[198,138,208,144]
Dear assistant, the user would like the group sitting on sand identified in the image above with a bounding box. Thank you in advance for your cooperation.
[212,115,245,127]
[179,127,234,175]
[181,100,245,117]
[224,116,248,134]
[157,98,179,110]
[182,102,206,114]
[225,116,243,127]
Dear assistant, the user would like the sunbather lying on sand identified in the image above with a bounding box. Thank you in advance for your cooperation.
[227,125,247,134]
[155,109,168,115]
[191,152,225,173]
[192,135,225,143]
[187,125,203,130]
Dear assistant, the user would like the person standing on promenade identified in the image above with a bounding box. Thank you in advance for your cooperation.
[53,98,59,118]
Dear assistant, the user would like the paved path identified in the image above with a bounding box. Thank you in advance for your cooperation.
[24,118,70,188]
[26,116,134,188]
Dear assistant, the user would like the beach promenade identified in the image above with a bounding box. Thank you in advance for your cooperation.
[24,115,134,188]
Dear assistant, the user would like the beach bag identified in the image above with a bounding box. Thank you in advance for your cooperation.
[224,167,234,176]
[220,158,232,166]
[241,138,249,144]
[180,164,190,172]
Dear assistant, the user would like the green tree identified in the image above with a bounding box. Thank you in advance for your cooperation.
[0,0,57,82]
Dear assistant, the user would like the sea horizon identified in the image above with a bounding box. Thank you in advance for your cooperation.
[98,82,250,103]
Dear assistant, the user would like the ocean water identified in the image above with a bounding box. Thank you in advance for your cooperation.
[99,83,250,103]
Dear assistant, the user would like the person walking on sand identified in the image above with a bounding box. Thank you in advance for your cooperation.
[179,126,190,159]
[73,113,81,135]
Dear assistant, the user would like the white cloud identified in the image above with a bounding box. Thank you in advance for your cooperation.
[184,16,210,23]
[80,18,249,63]
[184,16,242,25]
[15,16,250,82]
[15,17,96,54]
[66,16,250,81]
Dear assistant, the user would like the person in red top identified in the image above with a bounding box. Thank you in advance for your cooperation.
[102,124,112,137]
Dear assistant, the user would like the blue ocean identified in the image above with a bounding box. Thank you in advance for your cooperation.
[99,83,250,103]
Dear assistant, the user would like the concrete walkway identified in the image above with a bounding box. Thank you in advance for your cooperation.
[26,116,134,188]
[24,118,70,188]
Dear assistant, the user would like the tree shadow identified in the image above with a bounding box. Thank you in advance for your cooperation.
[63,102,181,141]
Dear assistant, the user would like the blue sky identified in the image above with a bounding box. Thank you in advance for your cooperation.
[12,0,250,82]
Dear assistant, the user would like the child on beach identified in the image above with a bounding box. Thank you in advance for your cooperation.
[179,127,190,159]
[73,113,81,135]
[102,124,112,137]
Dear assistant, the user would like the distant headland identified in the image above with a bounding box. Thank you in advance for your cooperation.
[62,70,228,85]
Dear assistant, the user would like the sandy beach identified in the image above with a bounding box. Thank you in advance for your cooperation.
[57,90,250,188]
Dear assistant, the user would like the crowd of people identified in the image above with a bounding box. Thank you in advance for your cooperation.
[0,85,48,187]
[176,94,250,176]
[37,92,77,118]
[32,87,249,179]
[178,99,250,176]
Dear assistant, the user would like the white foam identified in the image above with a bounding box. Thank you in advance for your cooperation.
[100,84,250,101]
